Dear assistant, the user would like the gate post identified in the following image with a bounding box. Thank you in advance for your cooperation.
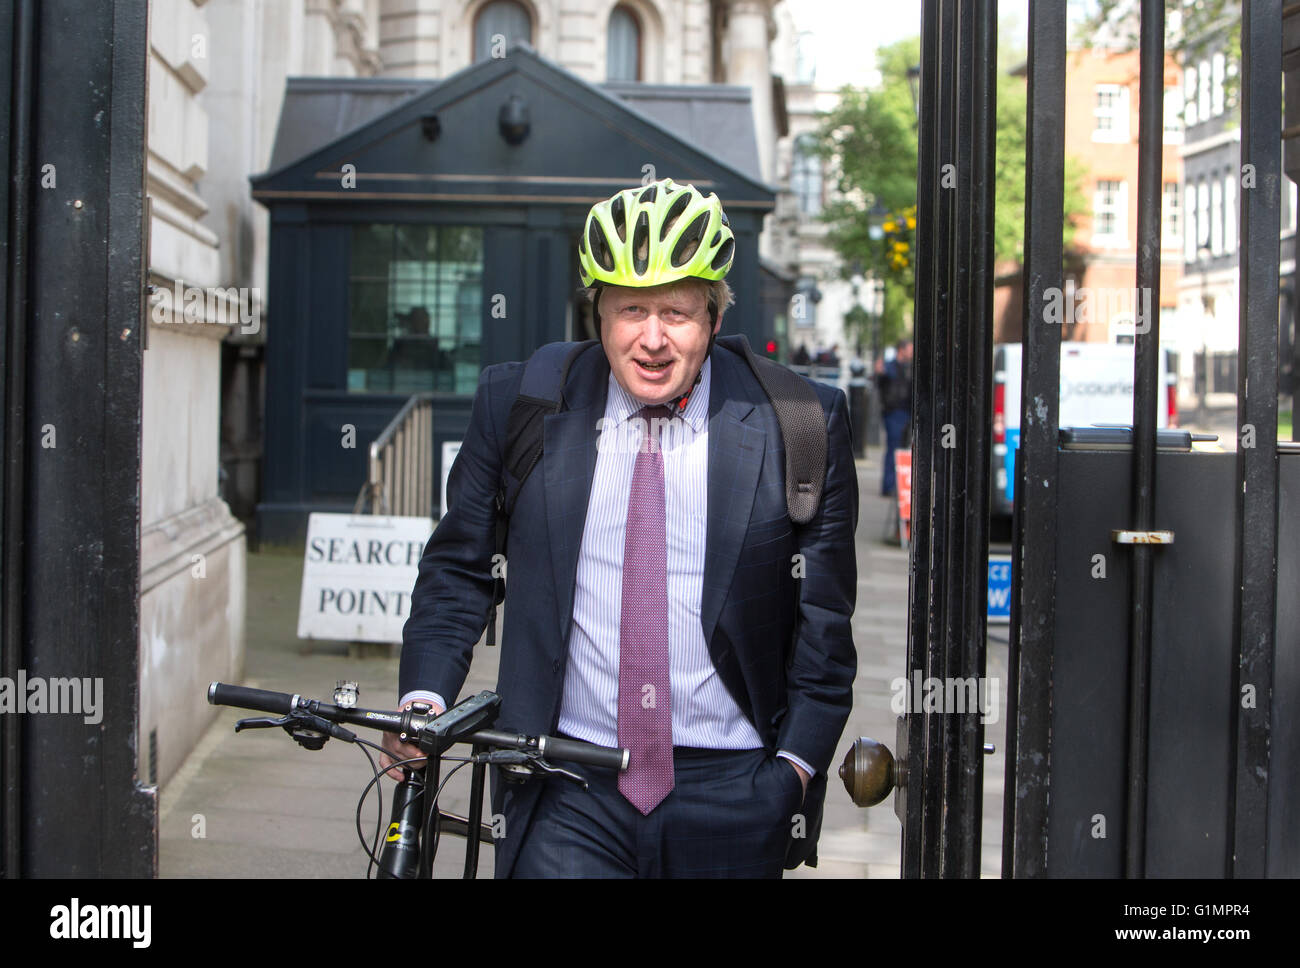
[0,0,154,875]
[1231,0,1282,879]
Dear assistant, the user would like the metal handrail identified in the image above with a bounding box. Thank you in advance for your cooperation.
[354,392,435,517]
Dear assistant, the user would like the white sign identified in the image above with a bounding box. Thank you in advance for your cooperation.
[297,513,433,644]
[440,440,462,518]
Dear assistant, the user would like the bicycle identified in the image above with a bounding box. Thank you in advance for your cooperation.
[206,681,628,878]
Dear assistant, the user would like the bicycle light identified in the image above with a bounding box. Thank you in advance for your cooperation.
[334,681,359,708]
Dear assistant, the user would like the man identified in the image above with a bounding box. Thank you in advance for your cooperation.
[875,338,913,497]
[383,178,857,877]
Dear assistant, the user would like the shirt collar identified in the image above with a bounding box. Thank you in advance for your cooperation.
[606,355,712,434]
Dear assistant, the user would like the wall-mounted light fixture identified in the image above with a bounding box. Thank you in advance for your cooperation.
[498,95,530,146]
[421,114,441,142]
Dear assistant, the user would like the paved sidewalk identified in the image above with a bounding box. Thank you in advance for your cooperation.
[160,449,1007,878]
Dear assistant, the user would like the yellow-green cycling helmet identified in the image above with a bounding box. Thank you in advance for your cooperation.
[578,178,735,288]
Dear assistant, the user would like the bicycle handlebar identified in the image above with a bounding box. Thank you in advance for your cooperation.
[207,681,628,771]
[208,681,296,715]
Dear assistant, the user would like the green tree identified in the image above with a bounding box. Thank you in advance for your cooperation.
[1079,0,1240,72]
[813,35,1087,346]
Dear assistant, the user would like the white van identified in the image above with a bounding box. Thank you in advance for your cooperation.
[991,341,1178,519]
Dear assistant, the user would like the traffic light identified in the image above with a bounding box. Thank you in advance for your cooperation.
[765,339,778,357]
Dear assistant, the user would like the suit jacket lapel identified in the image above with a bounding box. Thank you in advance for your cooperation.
[544,347,608,647]
[701,349,765,648]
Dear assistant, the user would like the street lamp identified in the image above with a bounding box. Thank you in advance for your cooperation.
[867,198,889,243]
[907,64,921,122]
[849,260,866,359]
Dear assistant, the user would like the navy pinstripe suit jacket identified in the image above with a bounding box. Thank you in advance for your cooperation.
[400,340,858,874]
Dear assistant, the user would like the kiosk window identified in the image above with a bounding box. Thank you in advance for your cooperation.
[348,225,483,394]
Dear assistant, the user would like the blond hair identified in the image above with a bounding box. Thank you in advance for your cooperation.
[583,277,734,321]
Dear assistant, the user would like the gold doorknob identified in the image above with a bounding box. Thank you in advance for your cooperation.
[838,736,896,807]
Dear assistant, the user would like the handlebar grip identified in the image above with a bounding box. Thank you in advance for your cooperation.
[540,735,629,771]
[208,681,297,715]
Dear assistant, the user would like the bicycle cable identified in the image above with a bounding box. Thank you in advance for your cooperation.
[355,752,427,874]
[353,742,383,880]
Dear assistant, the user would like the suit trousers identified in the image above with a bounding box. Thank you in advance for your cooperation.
[509,744,805,878]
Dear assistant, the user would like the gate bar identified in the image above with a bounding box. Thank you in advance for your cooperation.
[1122,0,1165,878]
[924,0,958,878]
[938,0,975,877]
[952,0,997,878]
[1230,0,1282,878]
[903,0,942,878]
[0,0,38,880]
[1004,0,1066,879]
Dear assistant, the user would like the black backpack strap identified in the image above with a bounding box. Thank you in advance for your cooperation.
[485,339,598,646]
[500,339,599,516]
[716,334,827,524]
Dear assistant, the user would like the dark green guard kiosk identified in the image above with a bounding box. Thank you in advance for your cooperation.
[250,45,789,545]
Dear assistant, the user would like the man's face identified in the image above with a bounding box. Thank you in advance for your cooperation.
[599,280,720,406]
[899,341,914,364]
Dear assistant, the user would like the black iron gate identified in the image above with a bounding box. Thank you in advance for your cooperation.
[842,0,1299,877]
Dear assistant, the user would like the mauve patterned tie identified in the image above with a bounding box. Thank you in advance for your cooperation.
[617,404,675,814]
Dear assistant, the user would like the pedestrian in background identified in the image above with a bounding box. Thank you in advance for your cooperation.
[874,338,913,497]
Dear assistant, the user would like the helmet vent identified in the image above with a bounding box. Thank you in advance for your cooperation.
[611,195,627,242]
[632,211,650,274]
[671,212,709,267]
[660,192,693,241]
[639,184,658,205]
[589,221,615,271]
[710,237,735,271]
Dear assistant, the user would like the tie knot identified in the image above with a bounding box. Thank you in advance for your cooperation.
[635,405,675,453]
[637,405,675,423]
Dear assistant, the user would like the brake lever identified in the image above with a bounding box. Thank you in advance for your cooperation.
[234,711,356,750]
[235,714,292,732]
[528,757,589,790]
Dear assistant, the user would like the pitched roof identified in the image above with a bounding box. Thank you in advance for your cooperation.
[254,45,773,203]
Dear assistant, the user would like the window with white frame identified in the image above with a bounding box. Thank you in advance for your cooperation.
[1211,179,1223,255]
[1094,84,1129,141]
[791,135,823,216]
[1212,52,1225,116]
[1163,182,1181,247]
[1093,179,1126,244]
[1184,179,1198,264]
[1197,180,1210,251]
[1224,175,1237,254]
[1164,86,1183,142]
[1198,58,1211,122]
[1184,65,1198,126]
